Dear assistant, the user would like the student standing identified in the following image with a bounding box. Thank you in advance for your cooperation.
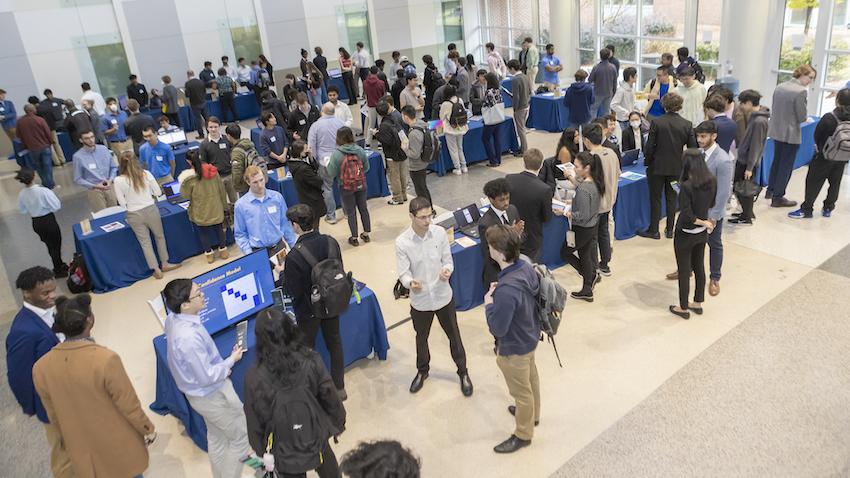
[139,126,175,185]
[644,66,674,119]
[669,149,717,320]
[161,75,181,127]
[479,178,523,287]
[283,204,348,399]
[482,72,506,167]
[540,44,562,89]
[505,149,552,262]
[611,67,638,130]
[114,151,182,279]
[33,294,157,478]
[363,66,387,147]
[485,42,507,79]
[215,67,239,123]
[328,127,372,245]
[728,90,770,225]
[16,169,66,277]
[401,105,434,203]
[519,37,539,85]
[675,67,707,127]
[588,48,618,117]
[327,85,353,127]
[338,47,358,105]
[508,59,531,154]
[307,103,344,225]
[234,166,298,254]
[399,72,426,119]
[439,84,470,174]
[564,70,594,128]
[199,117,237,204]
[163,279,252,478]
[353,42,372,97]
[0,88,18,140]
[179,149,229,263]
[484,225,540,454]
[583,124,620,277]
[73,130,119,213]
[100,97,133,154]
[243,308,346,476]
[287,140,327,230]
[258,111,289,169]
[704,94,737,153]
[226,123,263,197]
[375,100,409,205]
[766,64,816,207]
[396,197,473,397]
[6,267,72,478]
[184,71,209,137]
[15,104,56,189]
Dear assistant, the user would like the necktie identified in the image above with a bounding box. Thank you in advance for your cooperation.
[501,214,509,225]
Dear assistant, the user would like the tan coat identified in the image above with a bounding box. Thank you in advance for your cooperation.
[32,341,155,478]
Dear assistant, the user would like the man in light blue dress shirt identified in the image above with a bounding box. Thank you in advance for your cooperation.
[73,130,119,213]
[307,104,344,224]
[234,165,297,254]
[139,126,175,185]
[163,278,251,478]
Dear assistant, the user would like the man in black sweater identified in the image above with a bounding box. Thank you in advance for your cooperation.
[505,149,552,262]
[198,116,236,203]
[126,74,149,109]
[184,70,208,138]
[287,92,320,142]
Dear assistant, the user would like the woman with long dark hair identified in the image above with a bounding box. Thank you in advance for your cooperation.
[465,54,476,75]
[670,148,717,319]
[481,72,505,167]
[243,308,346,478]
[539,128,580,195]
[259,54,274,86]
[339,47,357,105]
[560,151,605,302]
[179,149,229,263]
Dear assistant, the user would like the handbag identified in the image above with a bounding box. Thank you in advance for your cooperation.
[482,102,506,125]
[733,178,762,198]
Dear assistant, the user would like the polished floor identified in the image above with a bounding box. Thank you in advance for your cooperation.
[1,115,849,477]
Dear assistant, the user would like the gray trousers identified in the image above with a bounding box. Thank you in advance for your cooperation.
[514,107,529,153]
[445,133,467,170]
[185,380,250,478]
[365,106,379,145]
[319,164,337,220]
[125,204,169,269]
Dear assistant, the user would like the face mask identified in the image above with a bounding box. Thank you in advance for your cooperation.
[109,105,118,112]
[630,120,641,129]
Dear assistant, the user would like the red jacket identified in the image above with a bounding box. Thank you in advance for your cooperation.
[16,114,52,151]
[363,75,387,107]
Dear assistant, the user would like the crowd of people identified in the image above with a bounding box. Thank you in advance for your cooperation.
[4,31,848,478]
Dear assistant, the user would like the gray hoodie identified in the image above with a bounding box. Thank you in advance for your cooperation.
[737,107,771,171]
[404,119,430,172]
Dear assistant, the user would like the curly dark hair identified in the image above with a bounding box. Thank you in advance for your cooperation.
[255,308,311,386]
[340,440,421,478]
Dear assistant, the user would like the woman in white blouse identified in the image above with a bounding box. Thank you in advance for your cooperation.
[114,150,181,279]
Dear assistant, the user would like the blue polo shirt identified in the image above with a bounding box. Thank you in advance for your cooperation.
[100,110,129,142]
[540,54,561,84]
[234,189,297,253]
[139,140,175,179]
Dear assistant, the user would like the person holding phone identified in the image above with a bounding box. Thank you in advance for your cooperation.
[162,278,253,478]
[73,130,119,214]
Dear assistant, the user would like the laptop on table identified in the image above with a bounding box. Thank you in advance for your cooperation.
[453,204,482,239]
[162,180,188,204]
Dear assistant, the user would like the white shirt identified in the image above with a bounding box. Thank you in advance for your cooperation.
[224,64,238,80]
[702,142,719,163]
[491,206,511,225]
[353,49,371,69]
[444,55,458,77]
[113,170,162,212]
[332,101,353,127]
[395,224,454,312]
[23,301,63,341]
[81,90,106,115]
[237,65,252,83]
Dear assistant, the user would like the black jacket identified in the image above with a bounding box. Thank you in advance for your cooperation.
[375,112,407,161]
[505,171,553,261]
[64,110,93,147]
[199,135,232,175]
[261,97,290,131]
[814,108,850,160]
[478,205,521,286]
[126,83,149,108]
[676,181,716,232]
[537,157,567,195]
[644,112,697,177]
[37,98,64,131]
[284,231,343,320]
[243,353,346,458]
[621,125,648,152]
[390,81,405,113]
[124,112,156,144]
[314,55,329,81]
[288,106,320,142]
[470,83,485,115]
[184,78,207,107]
[288,157,327,222]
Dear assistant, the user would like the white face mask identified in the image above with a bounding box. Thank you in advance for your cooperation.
[630,120,641,129]
[109,104,118,113]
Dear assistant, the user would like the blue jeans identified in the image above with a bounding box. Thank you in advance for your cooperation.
[482,123,502,165]
[309,86,324,109]
[31,147,55,189]
[318,164,337,220]
[767,140,799,199]
[592,95,613,118]
[707,219,723,281]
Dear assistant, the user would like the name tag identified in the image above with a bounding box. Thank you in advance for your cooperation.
[52,102,58,107]
[218,143,226,149]
[156,155,164,161]
[267,206,278,214]
[0,107,4,112]
[111,119,118,125]
[299,119,306,125]
[88,163,96,169]
[270,136,276,143]
[139,89,144,94]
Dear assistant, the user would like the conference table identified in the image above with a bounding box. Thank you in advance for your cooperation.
[142,92,260,132]
[150,286,390,451]
[429,117,520,176]
[612,158,656,241]
[757,116,819,187]
[527,89,570,132]
[501,77,514,108]
[170,141,201,176]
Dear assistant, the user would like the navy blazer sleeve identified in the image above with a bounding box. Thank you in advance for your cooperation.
[5,314,58,423]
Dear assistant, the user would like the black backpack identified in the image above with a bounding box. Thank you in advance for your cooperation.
[449,100,468,128]
[411,125,440,163]
[261,365,332,474]
[295,236,353,319]
[66,253,92,293]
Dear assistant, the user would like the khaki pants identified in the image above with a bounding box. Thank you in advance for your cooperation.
[445,133,467,170]
[51,131,66,165]
[221,173,238,204]
[496,350,540,441]
[186,380,250,478]
[108,139,134,154]
[156,174,175,186]
[4,127,15,141]
[86,188,118,213]
[514,107,529,153]
[44,422,74,478]
[386,159,409,202]
[126,204,170,269]
[527,66,539,86]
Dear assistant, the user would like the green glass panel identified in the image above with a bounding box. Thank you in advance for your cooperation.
[88,43,131,100]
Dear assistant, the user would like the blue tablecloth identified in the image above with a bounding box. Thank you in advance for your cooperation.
[328,75,349,101]
[758,116,819,186]
[527,91,570,132]
[429,118,520,176]
[262,147,389,208]
[171,141,201,176]
[150,286,389,451]
[10,131,75,165]
[451,214,570,311]
[143,92,260,132]
[73,201,234,293]
[501,77,514,108]
[611,158,671,241]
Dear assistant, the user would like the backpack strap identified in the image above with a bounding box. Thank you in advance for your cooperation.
[295,242,319,268]
[326,236,340,261]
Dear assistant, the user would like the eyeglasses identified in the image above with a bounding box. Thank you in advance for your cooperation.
[414,213,435,220]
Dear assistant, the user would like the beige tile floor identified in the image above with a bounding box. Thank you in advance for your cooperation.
[77,128,849,478]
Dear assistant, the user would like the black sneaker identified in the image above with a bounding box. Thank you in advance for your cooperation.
[598,266,611,277]
[592,273,602,290]
[570,291,594,302]
[727,217,753,225]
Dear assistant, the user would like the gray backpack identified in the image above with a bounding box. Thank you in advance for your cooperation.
[522,257,568,367]
[822,112,850,162]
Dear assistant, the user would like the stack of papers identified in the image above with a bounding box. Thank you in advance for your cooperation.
[455,236,477,249]
[620,171,646,181]
[100,221,125,232]
[147,295,167,329]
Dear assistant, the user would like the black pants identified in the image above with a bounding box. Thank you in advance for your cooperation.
[279,442,339,478]
[342,71,357,104]
[341,189,371,238]
[190,104,208,137]
[358,67,369,95]
[411,299,467,375]
[733,161,757,221]
[596,211,612,268]
[648,174,678,234]
[801,155,847,213]
[767,140,799,199]
[674,229,708,309]
[219,92,238,123]
[197,223,225,252]
[561,224,598,293]
[409,169,431,204]
[32,213,64,273]
[299,316,345,390]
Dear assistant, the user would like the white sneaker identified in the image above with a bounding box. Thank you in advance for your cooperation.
[452,169,462,176]
[461,166,468,173]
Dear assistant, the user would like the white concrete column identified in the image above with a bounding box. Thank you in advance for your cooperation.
[550,0,579,83]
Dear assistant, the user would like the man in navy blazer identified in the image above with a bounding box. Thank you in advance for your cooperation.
[704,94,737,153]
[5,266,71,477]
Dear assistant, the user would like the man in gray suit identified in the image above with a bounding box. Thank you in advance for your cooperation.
[765,64,816,207]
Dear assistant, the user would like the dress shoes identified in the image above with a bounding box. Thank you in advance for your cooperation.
[770,197,797,208]
[666,271,679,280]
[508,406,539,426]
[709,279,720,296]
[459,373,473,397]
[665,229,674,239]
[637,230,660,240]
[669,305,691,320]
[409,372,428,393]
[493,435,531,454]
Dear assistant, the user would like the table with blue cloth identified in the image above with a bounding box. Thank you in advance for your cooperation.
[171,141,202,176]
[428,117,520,176]
[501,77,514,108]
[73,201,233,293]
[150,286,390,451]
[611,158,669,240]
[141,93,260,132]
[758,116,819,186]
[328,75,349,101]
[526,90,570,132]
[10,131,75,165]
[450,213,570,311]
